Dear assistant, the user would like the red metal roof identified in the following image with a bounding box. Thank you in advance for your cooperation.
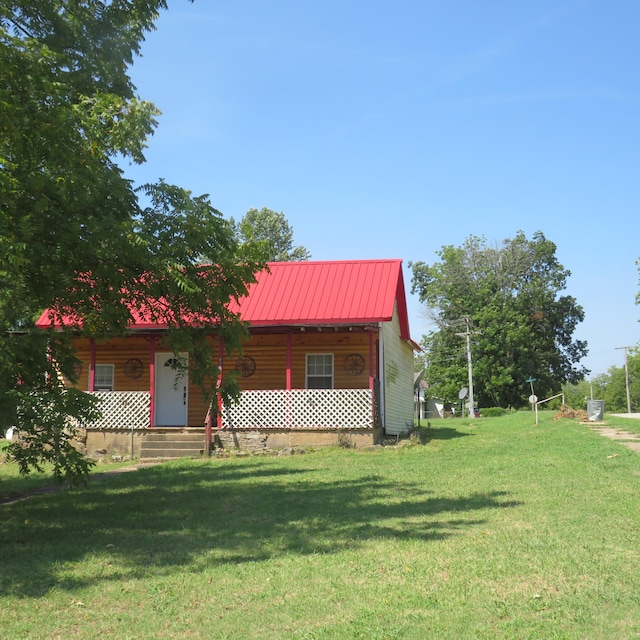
[231,260,410,336]
[36,259,413,340]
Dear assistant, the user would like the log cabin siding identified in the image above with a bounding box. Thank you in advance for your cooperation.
[232,333,288,391]
[70,336,153,392]
[291,331,372,390]
[74,331,375,394]
[231,330,374,391]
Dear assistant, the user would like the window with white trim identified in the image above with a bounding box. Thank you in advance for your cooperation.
[306,354,333,389]
[94,364,114,391]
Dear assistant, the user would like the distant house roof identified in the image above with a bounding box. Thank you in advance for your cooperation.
[36,259,416,343]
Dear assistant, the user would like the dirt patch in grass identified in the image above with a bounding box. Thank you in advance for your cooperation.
[0,461,164,506]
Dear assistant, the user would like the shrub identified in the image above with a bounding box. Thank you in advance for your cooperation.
[479,407,507,418]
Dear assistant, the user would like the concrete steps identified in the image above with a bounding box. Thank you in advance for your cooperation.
[140,429,206,459]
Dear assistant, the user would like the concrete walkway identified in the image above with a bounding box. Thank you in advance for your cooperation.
[586,414,640,453]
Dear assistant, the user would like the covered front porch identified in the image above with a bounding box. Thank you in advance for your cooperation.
[66,317,385,454]
[76,385,382,456]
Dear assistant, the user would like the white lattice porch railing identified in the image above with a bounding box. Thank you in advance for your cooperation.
[87,391,151,430]
[221,389,374,430]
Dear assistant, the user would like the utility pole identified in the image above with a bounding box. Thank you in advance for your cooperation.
[455,318,479,418]
[615,346,632,414]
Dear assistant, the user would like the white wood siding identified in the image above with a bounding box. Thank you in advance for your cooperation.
[381,303,415,435]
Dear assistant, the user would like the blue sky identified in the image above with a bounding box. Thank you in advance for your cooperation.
[123,0,639,378]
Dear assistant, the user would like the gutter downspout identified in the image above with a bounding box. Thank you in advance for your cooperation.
[368,328,375,428]
[379,323,386,433]
[217,341,224,425]
[286,331,292,430]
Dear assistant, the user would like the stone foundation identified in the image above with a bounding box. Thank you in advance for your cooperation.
[77,426,383,459]
[214,427,382,452]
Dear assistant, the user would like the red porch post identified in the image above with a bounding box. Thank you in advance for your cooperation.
[204,401,213,455]
[286,331,293,429]
[88,338,96,392]
[148,336,157,428]
[217,341,224,425]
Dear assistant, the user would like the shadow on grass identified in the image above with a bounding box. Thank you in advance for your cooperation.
[425,425,475,441]
[0,457,521,597]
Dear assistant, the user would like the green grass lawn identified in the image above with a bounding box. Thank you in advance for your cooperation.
[1,412,640,639]
[0,440,136,504]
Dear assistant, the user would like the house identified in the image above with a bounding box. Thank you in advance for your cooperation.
[414,372,450,420]
[36,259,419,455]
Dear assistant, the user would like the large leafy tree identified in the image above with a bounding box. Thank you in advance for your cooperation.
[411,231,588,408]
[0,2,263,482]
[232,207,311,262]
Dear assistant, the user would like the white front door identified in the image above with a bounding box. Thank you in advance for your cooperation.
[155,352,188,426]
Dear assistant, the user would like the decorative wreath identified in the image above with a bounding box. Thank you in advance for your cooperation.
[124,358,144,380]
[344,353,365,376]
[235,355,256,378]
